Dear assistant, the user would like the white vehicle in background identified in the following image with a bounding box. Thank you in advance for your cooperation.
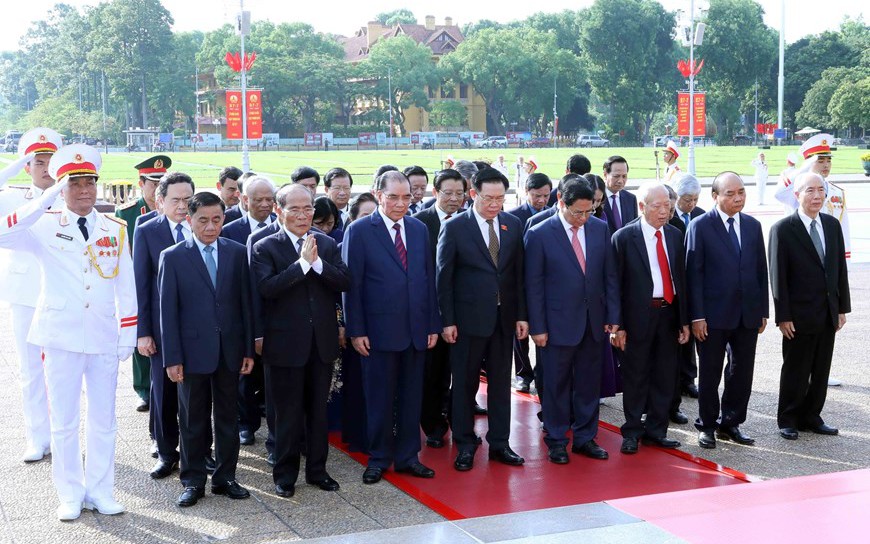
[476,136,508,149]
[576,134,610,148]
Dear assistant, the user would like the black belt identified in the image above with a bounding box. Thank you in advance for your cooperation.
[650,298,671,308]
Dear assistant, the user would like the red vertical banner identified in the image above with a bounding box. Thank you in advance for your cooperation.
[693,93,706,136]
[246,90,263,139]
[677,92,690,136]
[225,90,242,139]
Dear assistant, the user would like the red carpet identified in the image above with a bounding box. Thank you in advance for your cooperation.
[330,383,749,520]
[609,469,870,543]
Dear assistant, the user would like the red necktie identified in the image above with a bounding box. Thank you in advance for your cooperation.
[655,230,674,303]
[393,223,407,270]
[570,226,586,273]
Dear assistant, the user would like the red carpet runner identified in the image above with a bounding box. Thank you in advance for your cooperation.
[329,383,749,520]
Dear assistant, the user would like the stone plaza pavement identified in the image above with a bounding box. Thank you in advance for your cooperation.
[0,191,867,542]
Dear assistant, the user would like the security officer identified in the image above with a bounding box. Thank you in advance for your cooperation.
[115,154,171,412]
[661,140,681,183]
[0,127,63,462]
[0,144,137,521]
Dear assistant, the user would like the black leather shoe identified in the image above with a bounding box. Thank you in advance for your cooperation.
[396,462,435,478]
[362,467,383,484]
[425,436,444,448]
[239,429,255,446]
[670,410,689,424]
[474,403,488,415]
[211,481,250,499]
[149,460,178,479]
[642,436,681,449]
[621,437,638,454]
[572,440,609,460]
[717,426,756,445]
[306,475,340,490]
[513,378,531,393]
[205,455,216,475]
[802,423,839,436]
[779,427,799,440]
[489,446,525,466]
[177,487,204,507]
[275,484,295,498]
[454,451,475,471]
[698,431,716,449]
[548,445,569,464]
[682,383,699,398]
[266,452,276,467]
[136,398,150,412]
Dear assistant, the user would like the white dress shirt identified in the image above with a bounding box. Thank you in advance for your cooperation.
[378,209,407,247]
[715,207,741,246]
[284,227,323,275]
[248,213,273,233]
[70,209,97,241]
[167,218,191,242]
[558,210,586,259]
[797,208,826,254]
[435,205,454,223]
[639,218,672,298]
[471,206,500,246]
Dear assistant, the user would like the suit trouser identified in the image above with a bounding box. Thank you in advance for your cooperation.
[695,327,757,432]
[420,336,451,440]
[670,336,698,414]
[451,319,512,452]
[178,362,240,488]
[150,349,180,463]
[10,304,50,451]
[132,350,151,402]
[238,354,264,434]
[513,337,534,384]
[42,349,118,504]
[778,327,836,429]
[362,347,425,469]
[621,305,679,440]
[542,322,602,448]
[266,347,331,487]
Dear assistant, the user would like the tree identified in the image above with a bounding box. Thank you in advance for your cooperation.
[698,0,777,140]
[428,100,467,129]
[581,0,679,142]
[375,9,416,26]
[358,36,438,135]
[828,76,870,133]
[795,67,850,129]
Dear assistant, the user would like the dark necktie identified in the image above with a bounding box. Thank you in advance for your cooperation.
[682,212,690,228]
[654,231,674,304]
[175,223,185,243]
[611,194,622,229]
[257,221,267,230]
[727,217,741,255]
[393,224,407,270]
[810,219,825,262]
[77,217,89,241]
[486,219,499,266]
[296,236,304,255]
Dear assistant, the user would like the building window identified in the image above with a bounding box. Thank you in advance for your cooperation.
[441,85,454,99]
[428,86,436,99]
[459,84,468,99]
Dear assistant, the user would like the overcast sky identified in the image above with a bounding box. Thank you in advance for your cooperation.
[2,0,865,52]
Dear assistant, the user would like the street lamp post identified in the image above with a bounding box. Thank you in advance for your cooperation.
[238,0,250,172]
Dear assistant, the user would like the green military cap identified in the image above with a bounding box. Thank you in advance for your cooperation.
[134,155,172,180]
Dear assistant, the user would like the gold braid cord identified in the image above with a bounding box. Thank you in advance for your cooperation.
[86,228,126,279]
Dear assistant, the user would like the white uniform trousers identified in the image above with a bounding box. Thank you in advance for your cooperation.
[42,348,118,504]
[10,304,50,450]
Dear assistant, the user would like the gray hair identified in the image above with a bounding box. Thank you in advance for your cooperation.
[453,160,479,182]
[637,182,669,204]
[276,183,314,208]
[793,171,826,196]
[674,174,701,196]
[243,175,276,197]
[374,170,409,192]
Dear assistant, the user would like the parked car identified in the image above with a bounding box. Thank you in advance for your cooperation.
[575,134,610,148]
[525,137,552,148]
[475,136,508,149]
[732,134,753,145]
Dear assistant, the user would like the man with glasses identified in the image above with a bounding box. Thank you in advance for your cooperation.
[413,169,467,449]
[342,170,441,484]
[324,168,353,230]
[437,167,529,472]
[525,181,620,464]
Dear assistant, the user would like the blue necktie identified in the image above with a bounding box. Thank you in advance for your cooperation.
[203,245,217,287]
[175,223,185,243]
[682,212,690,228]
[727,217,740,255]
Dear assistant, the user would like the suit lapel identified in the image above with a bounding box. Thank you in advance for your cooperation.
[709,209,738,258]
[821,214,837,270]
[465,212,496,268]
[548,214,583,275]
[630,223,652,279]
[497,213,512,269]
[157,216,175,246]
[370,212,405,271]
[789,213,823,268]
[186,239,216,294]
[619,192,632,224]
[215,238,230,294]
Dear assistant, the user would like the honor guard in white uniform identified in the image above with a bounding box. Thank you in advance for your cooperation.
[0,127,63,463]
[661,140,681,183]
[0,144,137,521]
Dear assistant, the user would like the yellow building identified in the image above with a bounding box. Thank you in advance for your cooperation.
[339,16,487,134]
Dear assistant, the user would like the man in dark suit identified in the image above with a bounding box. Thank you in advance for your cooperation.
[437,167,529,471]
[686,172,769,449]
[508,173,552,393]
[220,175,277,447]
[217,166,243,223]
[525,182,620,464]
[251,184,350,498]
[291,165,320,195]
[342,170,441,484]
[413,168,466,448]
[324,168,353,230]
[134,172,194,480]
[601,156,637,233]
[548,153,591,207]
[611,183,689,454]
[769,172,850,440]
[159,192,254,507]
[404,165,429,216]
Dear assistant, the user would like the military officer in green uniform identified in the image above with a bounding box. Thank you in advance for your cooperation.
[115,155,171,412]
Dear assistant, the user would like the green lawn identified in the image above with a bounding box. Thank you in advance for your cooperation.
[2,145,866,189]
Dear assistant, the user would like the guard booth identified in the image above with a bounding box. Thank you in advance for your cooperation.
[123,128,159,152]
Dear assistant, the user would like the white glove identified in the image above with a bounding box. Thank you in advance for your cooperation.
[0,153,34,188]
[118,346,134,362]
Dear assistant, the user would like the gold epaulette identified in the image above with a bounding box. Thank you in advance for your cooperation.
[116,200,139,211]
[104,214,127,227]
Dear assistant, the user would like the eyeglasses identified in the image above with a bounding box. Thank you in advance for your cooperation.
[383,194,412,203]
[565,207,594,218]
[284,206,314,216]
[479,195,505,204]
[439,191,465,199]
